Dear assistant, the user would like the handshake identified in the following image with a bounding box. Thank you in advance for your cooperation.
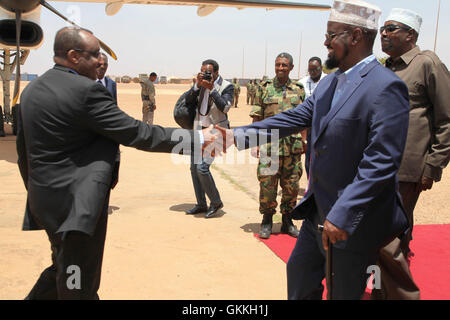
[201,125,235,157]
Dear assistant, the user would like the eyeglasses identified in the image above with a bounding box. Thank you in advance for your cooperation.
[308,67,322,73]
[379,24,411,34]
[325,31,349,42]
[72,48,101,58]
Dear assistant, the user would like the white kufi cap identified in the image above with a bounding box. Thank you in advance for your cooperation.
[385,8,422,33]
[328,0,382,30]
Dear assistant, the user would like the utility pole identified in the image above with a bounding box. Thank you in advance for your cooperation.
[264,39,269,77]
[434,0,441,52]
[298,32,303,79]
[242,47,245,79]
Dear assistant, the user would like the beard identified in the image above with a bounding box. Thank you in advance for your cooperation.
[325,55,339,70]
[325,43,349,70]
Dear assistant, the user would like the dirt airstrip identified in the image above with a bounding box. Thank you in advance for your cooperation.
[0,83,448,299]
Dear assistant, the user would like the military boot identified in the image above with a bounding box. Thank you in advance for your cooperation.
[259,213,273,239]
[281,215,299,238]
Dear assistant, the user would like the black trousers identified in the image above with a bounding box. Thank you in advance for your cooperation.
[26,197,109,300]
[0,105,5,134]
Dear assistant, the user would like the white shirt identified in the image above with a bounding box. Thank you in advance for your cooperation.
[96,78,106,87]
[299,72,325,99]
[193,78,220,127]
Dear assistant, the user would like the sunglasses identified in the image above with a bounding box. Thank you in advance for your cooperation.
[380,24,411,34]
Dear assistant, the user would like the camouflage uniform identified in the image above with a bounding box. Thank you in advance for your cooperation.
[140,78,156,125]
[233,81,241,108]
[246,81,253,104]
[250,77,305,216]
[248,81,257,105]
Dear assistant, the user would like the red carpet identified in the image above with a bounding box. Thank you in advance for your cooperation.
[255,224,450,300]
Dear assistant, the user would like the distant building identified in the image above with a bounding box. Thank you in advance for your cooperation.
[159,76,167,84]
[11,73,38,81]
[121,76,131,83]
[138,74,148,82]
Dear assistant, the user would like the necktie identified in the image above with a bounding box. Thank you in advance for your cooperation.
[97,79,103,86]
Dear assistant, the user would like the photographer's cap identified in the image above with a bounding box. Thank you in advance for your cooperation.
[385,8,422,34]
[328,0,381,30]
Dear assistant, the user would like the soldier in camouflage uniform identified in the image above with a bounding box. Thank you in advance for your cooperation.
[232,78,241,108]
[246,80,253,105]
[249,80,258,105]
[250,52,305,239]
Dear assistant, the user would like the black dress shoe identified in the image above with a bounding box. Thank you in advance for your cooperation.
[205,202,223,218]
[186,205,208,215]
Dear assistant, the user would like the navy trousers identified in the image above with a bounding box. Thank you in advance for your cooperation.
[287,219,378,300]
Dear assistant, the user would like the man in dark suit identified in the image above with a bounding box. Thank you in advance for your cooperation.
[96,53,117,102]
[96,52,120,189]
[16,26,200,299]
[209,0,410,299]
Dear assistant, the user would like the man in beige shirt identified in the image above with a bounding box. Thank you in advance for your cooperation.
[373,8,450,300]
[140,72,157,125]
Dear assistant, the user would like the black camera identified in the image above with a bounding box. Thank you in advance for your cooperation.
[203,71,212,81]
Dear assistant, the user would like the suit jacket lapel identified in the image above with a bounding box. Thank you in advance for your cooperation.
[312,74,338,145]
[314,60,379,145]
[104,76,110,90]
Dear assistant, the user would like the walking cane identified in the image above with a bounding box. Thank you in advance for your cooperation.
[318,224,333,300]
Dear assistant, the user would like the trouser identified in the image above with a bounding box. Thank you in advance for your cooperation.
[26,197,109,300]
[142,101,154,125]
[287,219,378,300]
[247,93,251,104]
[257,154,302,215]
[249,93,255,105]
[372,181,421,300]
[234,94,239,107]
[0,105,5,134]
[190,152,222,207]
[305,130,312,178]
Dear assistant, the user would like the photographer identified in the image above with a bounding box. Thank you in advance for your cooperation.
[184,59,234,218]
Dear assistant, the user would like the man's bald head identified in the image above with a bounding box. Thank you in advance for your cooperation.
[53,27,101,80]
[54,27,93,59]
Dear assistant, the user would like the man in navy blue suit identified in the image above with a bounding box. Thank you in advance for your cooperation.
[207,0,410,300]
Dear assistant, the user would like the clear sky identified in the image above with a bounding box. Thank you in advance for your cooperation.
[21,0,449,80]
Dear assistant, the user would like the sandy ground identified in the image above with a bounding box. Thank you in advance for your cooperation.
[0,83,448,300]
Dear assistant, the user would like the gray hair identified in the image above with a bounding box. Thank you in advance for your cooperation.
[276,52,294,66]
